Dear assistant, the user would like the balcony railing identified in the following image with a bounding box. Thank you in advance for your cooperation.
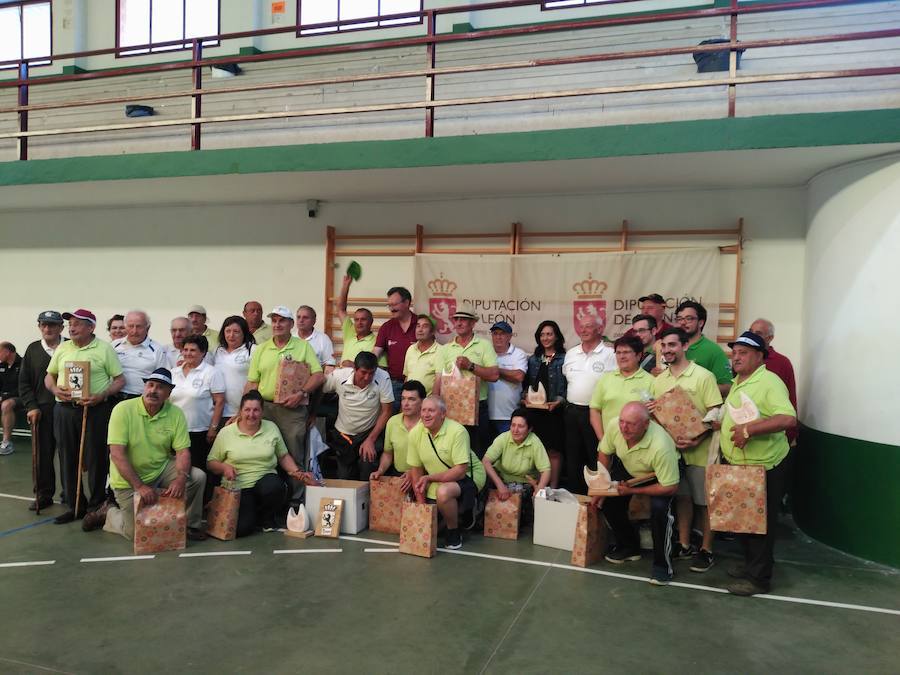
[0,0,898,160]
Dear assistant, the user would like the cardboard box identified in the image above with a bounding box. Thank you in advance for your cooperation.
[305,479,369,534]
[533,492,591,552]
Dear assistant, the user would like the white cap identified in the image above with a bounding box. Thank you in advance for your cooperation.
[268,305,293,320]
[187,305,207,315]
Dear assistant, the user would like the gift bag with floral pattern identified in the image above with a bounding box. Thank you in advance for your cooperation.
[440,364,479,427]
[206,481,241,541]
[399,502,438,558]
[134,493,186,555]
[570,502,605,568]
[706,457,767,535]
[369,476,407,535]
[483,490,521,540]
[652,385,708,441]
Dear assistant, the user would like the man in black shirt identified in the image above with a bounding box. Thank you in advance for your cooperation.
[0,341,23,455]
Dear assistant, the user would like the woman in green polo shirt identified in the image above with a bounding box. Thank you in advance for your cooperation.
[208,390,315,537]
[483,408,551,502]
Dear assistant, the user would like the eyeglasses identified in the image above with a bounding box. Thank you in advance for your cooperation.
[674,315,698,323]
[633,328,653,334]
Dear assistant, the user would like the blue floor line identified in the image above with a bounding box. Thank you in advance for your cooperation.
[0,517,55,538]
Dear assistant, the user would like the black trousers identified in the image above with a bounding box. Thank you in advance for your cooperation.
[236,473,287,537]
[188,431,213,502]
[33,403,58,502]
[54,401,112,512]
[602,460,674,577]
[738,456,789,588]
[564,404,597,494]
[465,400,492,459]
[328,427,382,480]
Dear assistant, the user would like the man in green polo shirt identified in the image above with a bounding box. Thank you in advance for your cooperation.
[675,300,732,396]
[407,395,486,550]
[81,368,207,541]
[246,306,324,504]
[432,307,499,458]
[594,402,680,586]
[589,335,655,442]
[719,331,796,596]
[650,327,723,573]
[336,274,387,368]
[403,315,439,394]
[45,308,126,524]
[370,379,427,493]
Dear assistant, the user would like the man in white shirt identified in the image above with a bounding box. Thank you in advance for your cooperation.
[322,351,394,480]
[111,310,168,401]
[562,314,617,493]
[487,321,527,438]
[296,305,335,372]
[166,316,191,370]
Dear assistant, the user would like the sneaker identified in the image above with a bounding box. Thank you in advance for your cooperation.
[726,579,769,596]
[604,546,641,564]
[445,528,463,550]
[0,440,13,455]
[673,543,696,560]
[649,568,673,586]
[726,563,748,579]
[689,549,715,573]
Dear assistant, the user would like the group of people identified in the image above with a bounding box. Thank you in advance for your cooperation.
[3,284,797,597]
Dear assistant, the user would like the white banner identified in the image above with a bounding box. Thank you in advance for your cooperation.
[413,249,720,349]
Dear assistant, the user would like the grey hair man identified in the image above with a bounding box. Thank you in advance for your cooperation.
[111,310,168,401]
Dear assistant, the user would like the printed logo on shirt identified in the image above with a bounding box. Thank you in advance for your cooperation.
[591,361,607,374]
[192,378,203,390]
[388,340,398,347]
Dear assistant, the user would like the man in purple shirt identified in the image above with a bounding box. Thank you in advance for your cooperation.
[373,286,417,410]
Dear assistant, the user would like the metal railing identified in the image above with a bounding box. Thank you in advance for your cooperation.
[1,0,898,160]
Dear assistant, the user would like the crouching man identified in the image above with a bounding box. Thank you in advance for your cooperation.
[82,368,207,542]
[406,396,486,550]
[591,402,680,586]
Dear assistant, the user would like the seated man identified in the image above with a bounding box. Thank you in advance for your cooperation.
[483,407,551,501]
[0,342,23,455]
[83,368,207,541]
[370,379,427,493]
[592,402,680,586]
[406,395,486,550]
[323,351,394,480]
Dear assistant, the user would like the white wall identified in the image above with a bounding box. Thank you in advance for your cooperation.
[803,153,900,443]
[0,185,805,383]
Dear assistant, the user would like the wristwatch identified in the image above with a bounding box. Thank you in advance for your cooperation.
[468,362,476,372]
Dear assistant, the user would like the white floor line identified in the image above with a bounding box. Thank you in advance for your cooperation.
[81,555,155,563]
[179,550,252,558]
[440,547,900,616]
[339,535,400,547]
[0,560,55,568]
[273,548,342,554]
[364,548,400,553]
[0,492,36,502]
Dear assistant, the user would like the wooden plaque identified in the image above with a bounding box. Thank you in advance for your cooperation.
[64,361,91,400]
[315,498,343,538]
[274,358,310,405]
[525,382,551,410]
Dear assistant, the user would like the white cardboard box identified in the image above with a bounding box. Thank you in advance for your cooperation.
[532,493,590,551]
[305,479,370,535]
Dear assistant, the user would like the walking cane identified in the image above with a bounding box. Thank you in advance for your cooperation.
[74,404,89,517]
[31,419,40,515]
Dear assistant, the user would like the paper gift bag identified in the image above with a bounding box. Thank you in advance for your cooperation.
[369,476,407,535]
[399,502,438,558]
[274,358,310,405]
[652,386,708,441]
[206,483,241,541]
[440,364,479,426]
[483,490,521,540]
[706,459,767,535]
[570,502,604,568]
[134,494,186,555]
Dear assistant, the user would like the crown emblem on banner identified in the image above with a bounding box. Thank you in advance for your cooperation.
[572,273,607,299]
[428,274,457,297]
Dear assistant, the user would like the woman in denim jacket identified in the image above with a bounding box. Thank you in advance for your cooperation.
[523,320,566,488]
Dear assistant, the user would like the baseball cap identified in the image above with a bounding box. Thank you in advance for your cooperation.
[728,331,768,356]
[37,310,63,324]
[142,367,174,387]
[187,305,207,315]
[638,293,666,304]
[268,305,293,320]
[490,321,513,333]
[62,309,97,324]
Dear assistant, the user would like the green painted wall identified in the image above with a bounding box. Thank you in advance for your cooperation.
[2,108,900,187]
[794,425,900,568]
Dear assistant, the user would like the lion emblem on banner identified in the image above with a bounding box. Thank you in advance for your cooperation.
[572,273,608,333]
[428,274,458,335]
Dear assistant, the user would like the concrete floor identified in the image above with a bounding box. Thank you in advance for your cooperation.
[0,437,897,674]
